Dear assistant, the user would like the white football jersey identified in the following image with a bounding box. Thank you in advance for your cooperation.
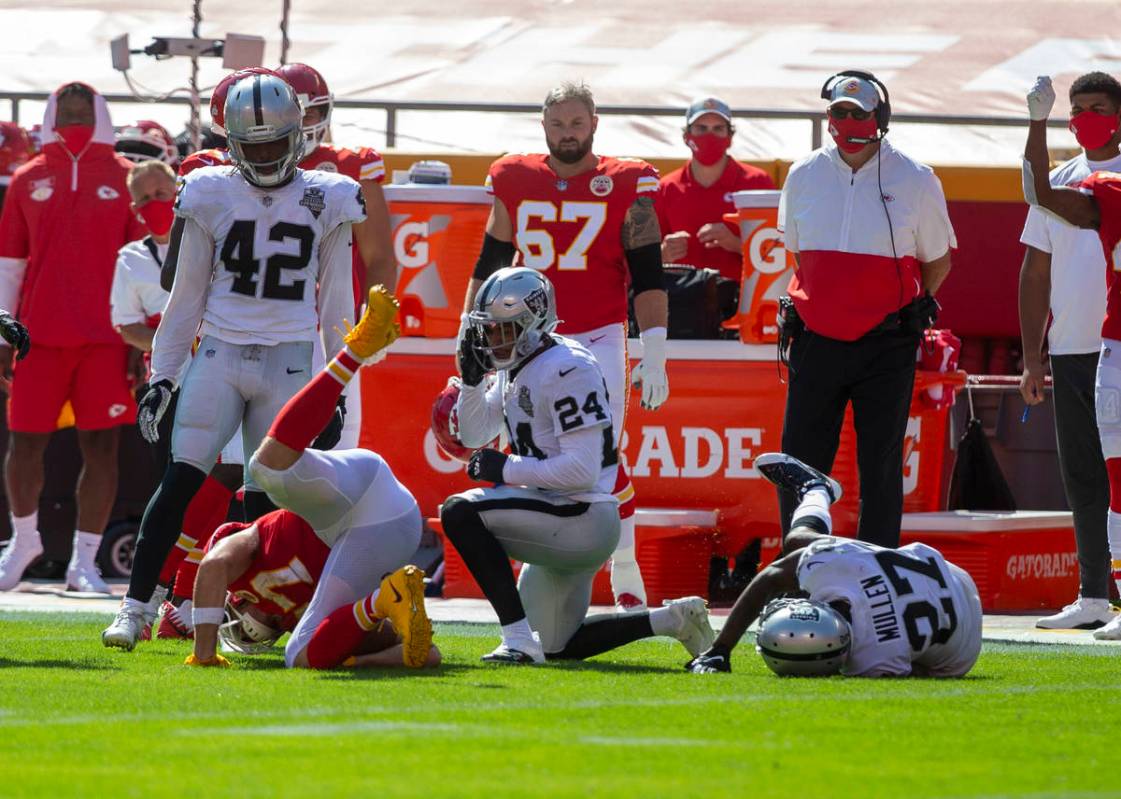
[796,538,981,677]
[498,336,618,502]
[173,166,365,345]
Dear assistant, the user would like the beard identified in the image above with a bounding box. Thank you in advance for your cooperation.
[548,134,593,164]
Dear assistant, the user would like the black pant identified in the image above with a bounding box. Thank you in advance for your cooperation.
[779,327,918,548]
[1051,353,1110,598]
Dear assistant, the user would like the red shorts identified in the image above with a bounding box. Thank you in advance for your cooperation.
[8,343,137,433]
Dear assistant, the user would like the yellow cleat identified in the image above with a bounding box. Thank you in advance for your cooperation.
[344,285,402,360]
[373,565,433,669]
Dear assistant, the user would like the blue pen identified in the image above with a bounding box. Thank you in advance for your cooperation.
[1021,405,1031,424]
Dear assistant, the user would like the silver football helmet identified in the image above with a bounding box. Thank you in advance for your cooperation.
[217,594,282,655]
[755,597,851,677]
[224,73,304,188]
[468,267,558,370]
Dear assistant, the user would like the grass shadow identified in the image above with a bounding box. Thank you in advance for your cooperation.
[0,656,119,671]
[544,659,684,675]
[316,662,477,681]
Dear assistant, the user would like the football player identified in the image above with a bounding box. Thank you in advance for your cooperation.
[1022,76,1121,641]
[185,284,431,669]
[441,267,712,664]
[102,73,364,650]
[464,81,670,613]
[114,120,180,170]
[686,453,983,677]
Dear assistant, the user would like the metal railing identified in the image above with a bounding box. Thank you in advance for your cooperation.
[1,91,1070,150]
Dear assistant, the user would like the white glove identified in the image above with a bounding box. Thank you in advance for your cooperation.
[632,327,669,410]
[1027,76,1055,121]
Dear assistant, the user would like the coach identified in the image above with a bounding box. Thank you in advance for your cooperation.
[775,70,955,547]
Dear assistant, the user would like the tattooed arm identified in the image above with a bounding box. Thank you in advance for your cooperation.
[623,195,668,332]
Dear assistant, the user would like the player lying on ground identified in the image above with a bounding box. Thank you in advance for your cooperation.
[440,267,714,664]
[686,453,983,677]
[187,509,440,669]
[186,286,434,668]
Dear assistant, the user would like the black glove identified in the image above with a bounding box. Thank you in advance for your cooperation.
[137,379,174,444]
[311,396,347,450]
[902,292,939,335]
[457,325,490,387]
[0,312,30,361]
[466,447,508,483]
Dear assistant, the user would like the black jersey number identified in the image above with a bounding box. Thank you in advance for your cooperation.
[507,419,618,470]
[221,219,313,301]
[873,550,958,652]
[554,391,608,432]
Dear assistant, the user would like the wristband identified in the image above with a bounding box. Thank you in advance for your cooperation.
[192,606,225,627]
[639,327,668,367]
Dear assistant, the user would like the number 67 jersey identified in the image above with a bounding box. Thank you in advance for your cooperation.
[796,538,983,678]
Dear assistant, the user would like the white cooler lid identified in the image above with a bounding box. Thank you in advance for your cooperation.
[901,510,1073,533]
[383,184,492,204]
[732,189,782,209]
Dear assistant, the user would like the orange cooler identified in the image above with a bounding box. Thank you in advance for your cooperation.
[384,185,491,337]
[730,190,796,344]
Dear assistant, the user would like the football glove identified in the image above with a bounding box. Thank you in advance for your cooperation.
[0,312,30,361]
[137,379,174,444]
[631,327,669,410]
[310,396,347,450]
[458,325,490,387]
[1026,75,1055,121]
[184,653,231,668]
[467,448,507,483]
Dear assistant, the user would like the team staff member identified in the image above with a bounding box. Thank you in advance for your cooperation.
[776,71,955,547]
[0,82,146,594]
[1020,71,1121,631]
[657,97,775,281]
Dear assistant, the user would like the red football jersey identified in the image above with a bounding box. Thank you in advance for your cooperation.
[209,510,330,631]
[1083,171,1121,341]
[486,154,660,333]
[178,148,231,177]
[300,144,385,185]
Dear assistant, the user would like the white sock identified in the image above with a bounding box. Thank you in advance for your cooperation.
[649,605,676,637]
[1108,510,1121,597]
[611,516,647,603]
[69,530,101,571]
[501,618,536,650]
[177,599,195,631]
[122,596,147,613]
[792,487,833,533]
[8,512,42,553]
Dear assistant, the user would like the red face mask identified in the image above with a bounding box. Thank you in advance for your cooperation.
[55,124,94,155]
[828,116,880,154]
[137,198,176,237]
[686,133,731,166]
[1069,110,1121,150]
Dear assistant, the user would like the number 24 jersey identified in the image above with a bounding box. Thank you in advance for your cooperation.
[173,165,366,345]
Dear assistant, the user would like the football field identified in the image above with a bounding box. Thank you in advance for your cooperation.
[0,611,1117,799]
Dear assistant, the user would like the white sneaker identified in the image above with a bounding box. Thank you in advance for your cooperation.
[1035,597,1114,630]
[0,537,43,591]
[481,635,545,664]
[662,596,716,657]
[1092,612,1121,641]
[66,562,111,595]
[102,601,157,651]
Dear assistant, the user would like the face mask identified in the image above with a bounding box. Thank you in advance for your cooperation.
[686,133,731,166]
[55,124,94,155]
[828,116,880,154]
[1069,110,1121,151]
[137,198,175,237]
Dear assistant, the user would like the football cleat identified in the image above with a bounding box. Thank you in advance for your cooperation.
[754,452,843,503]
[1036,597,1114,630]
[662,596,716,657]
[156,601,194,640]
[481,641,545,665]
[65,563,111,595]
[1092,612,1121,641]
[343,286,401,361]
[102,603,156,651]
[373,565,433,668]
[686,647,732,674]
[0,537,43,591]
[614,592,647,613]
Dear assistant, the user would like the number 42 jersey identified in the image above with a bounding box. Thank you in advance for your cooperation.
[796,538,983,677]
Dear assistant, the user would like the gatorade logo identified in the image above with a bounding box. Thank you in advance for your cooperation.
[747,226,786,275]
[395,221,430,268]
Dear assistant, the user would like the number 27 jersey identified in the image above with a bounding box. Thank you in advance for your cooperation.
[174,166,366,345]
[486,154,659,334]
[796,538,982,677]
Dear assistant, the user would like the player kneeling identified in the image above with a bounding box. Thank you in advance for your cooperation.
[440,267,714,664]
[187,286,436,669]
[686,454,983,677]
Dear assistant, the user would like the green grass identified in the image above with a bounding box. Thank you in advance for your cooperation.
[0,612,1118,799]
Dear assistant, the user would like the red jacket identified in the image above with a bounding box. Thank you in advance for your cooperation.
[0,83,145,347]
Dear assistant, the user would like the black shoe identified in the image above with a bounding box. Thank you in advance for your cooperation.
[753,453,843,503]
[480,643,542,665]
[686,648,732,674]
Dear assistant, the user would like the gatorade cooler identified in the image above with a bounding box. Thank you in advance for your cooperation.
[729,190,796,344]
[384,185,491,337]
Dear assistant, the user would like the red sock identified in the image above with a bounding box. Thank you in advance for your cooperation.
[268,348,362,452]
[1108,458,1121,512]
[159,476,235,592]
[305,593,380,670]
[158,531,197,586]
[613,464,637,520]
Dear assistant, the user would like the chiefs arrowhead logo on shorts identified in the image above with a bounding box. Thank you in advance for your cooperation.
[29,177,53,202]
[108,403,127,419]
[97,185,120,200]
[589,175,613,197]
[300,187,326,219]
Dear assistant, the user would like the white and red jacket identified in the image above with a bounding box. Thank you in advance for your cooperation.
[778,139,956,341]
